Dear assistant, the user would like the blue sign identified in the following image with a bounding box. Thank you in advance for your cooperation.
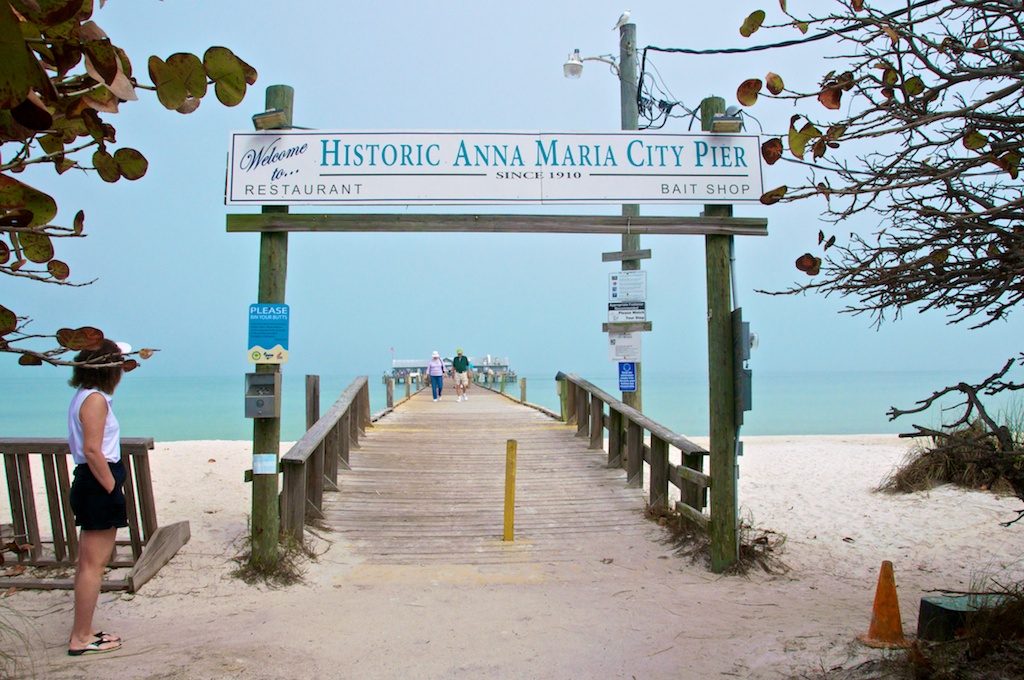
[248,303,290,364]
[618,361,637,392]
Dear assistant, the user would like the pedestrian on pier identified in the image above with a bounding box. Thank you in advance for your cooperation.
[426,350,445,401]
[451,349,470,402]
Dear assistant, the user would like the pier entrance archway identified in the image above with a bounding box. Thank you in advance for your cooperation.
[229,85,769,574]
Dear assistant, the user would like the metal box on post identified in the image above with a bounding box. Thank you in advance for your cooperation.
[245,372,281,418]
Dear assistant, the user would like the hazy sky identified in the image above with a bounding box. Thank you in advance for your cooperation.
[5,0,1022,389]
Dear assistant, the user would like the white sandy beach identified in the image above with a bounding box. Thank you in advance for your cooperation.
[2,434,1022,679]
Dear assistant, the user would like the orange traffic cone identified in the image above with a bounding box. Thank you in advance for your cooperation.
[858,560,911,648]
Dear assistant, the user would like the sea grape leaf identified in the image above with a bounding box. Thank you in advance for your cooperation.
[760,185,788,205]
[92,148,119,182]
[0,3,38,109]
[0,240,9,264]
[818,88,842,110]
[82,37,117,85]
[766,72,784,95]
[740,11,765,37]
[167,52,207,99]
[56,326,104,350]
[47,259,69,279]
[148,55,185,110]
[761,138,783,165]
[18,231,53,262]
[0,174,57,226]
[903,75,925,96]
[18,354,43,366]
[72,209,84,234]
[113,147,147,180]
[737,79,762,107]
[9,0,84,26]
[962,129,987,150]
[0,304,15,335]
[203,46,247,107]
[11,94,53,130]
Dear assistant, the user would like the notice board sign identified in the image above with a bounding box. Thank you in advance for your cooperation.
[608,331,641,362]
[609,271,647,301]
[608,301,646,322]
[226,131,764,206]
[618,362,637,392]
[248,303,289,364]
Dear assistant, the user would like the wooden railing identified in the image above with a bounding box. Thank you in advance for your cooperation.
[556,373,712,527]
[0,438,190,591]
[280,376,372,541]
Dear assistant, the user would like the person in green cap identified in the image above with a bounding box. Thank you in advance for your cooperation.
[451,348,471,402]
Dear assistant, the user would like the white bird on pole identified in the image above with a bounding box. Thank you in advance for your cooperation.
[613,9,631,30]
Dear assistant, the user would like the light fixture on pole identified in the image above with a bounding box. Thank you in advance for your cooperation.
[252,108,289,130]
[563,48,619,79]
[710,106,745,133]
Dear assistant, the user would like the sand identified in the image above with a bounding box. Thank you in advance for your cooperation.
[2,434,1022,679]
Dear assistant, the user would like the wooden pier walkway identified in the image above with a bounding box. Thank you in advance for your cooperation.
[323,387,652,565]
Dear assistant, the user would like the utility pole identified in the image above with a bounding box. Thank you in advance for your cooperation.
[251,84,293,570]
[701,95,739,573]
[618,21,642,412]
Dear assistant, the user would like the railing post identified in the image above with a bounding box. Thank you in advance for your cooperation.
[324,419,340,486]
[575,384,588,437]
[557,375,569,422]
[341,411,353,465]
[386,377,394,408]
[281,460,305,543]
[626,419,643,488]
[649,436,669,510]
[520,377,526,404]
[589,394,604,450]
[607,408,623,467]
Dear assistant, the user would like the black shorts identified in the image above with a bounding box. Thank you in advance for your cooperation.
[70,461,128,531]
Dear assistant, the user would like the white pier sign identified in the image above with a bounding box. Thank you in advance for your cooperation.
[226,131,763,206]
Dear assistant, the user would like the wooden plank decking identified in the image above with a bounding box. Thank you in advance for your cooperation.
[322,387,652,565]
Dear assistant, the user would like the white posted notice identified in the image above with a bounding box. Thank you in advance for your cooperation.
[608,331,642,362]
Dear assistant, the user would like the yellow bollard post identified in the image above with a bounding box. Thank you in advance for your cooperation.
[503,439,517,541]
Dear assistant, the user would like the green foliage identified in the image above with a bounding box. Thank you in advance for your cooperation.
[0,0,257,367]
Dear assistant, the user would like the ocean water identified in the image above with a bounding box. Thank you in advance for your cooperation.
[1,369,1015,443]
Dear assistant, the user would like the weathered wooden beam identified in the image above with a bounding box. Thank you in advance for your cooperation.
[602,322,652,332]
[602,249,652,262]
[226,213,768,236]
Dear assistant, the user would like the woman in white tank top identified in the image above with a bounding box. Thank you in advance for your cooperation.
[66,339,129,657]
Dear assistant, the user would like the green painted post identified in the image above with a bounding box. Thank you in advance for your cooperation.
[619,21,642,413]
[251,84,294,571]
[701,96,739,573]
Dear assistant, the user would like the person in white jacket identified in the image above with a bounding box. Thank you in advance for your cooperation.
[425,350,446,401]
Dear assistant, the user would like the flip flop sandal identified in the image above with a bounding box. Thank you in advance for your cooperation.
[68,639,121,656]
[94,631,122,643]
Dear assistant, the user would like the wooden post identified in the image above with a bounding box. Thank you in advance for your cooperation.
[649,436,669,510]
[520,377,526,404]
[619,21,643,413]
[589,394,603,450]
[503,440,517,541]
[607,408,623,467]
[251,84,294,569]
[626,418,642,488]
[702,95,739,573]
[386,377,394,408]
[575,384,588,437]
[558,375,570,423]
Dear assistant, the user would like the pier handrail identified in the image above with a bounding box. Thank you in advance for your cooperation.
[280,376,370,541]
[557,372,711,527]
